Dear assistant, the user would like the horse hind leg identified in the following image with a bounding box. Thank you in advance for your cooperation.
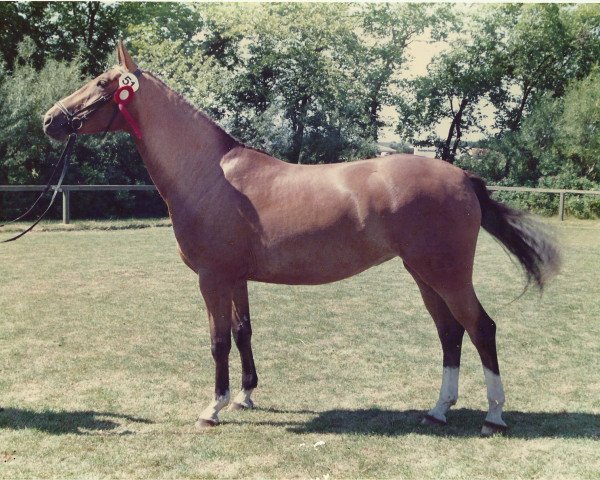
[405,262,465,426]
[440,285,508,436]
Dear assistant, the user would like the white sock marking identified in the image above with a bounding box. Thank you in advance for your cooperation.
[483,367,506,426]
[428,366,459,422]
[232,388,254,408]
[199,390,230,423]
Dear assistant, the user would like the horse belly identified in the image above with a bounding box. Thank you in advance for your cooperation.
[249,222,396,285]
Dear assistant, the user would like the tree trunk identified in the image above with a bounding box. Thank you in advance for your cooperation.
[442,98,468,164]
[366,63,392,142]
[368,95,380,142]
[442,120,455,162]
[503,156,511,179]
[289,95,310,164]
[86,2,100,48]
[509,81,533,132]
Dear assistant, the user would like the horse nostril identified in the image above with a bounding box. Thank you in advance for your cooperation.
[44,114,53,127]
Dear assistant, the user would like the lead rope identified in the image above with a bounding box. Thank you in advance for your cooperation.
[1,134,77,243]
[0,140,72,228]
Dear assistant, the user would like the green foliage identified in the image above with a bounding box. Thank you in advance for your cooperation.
[490,4,575,131]
[400,3,600,166]
[455,149,507,183]
[559,68,600,181]
[0,43,83,185]
[397,29,505,162]
[539,171,600,219]
[0,2,42,70]
[0,2,124,76]
[1,3,600,220]
[492,180,600,220]
[0,2,206,76]
[220,3,376,163]
[129,3,382,164]
[359,3,453,141]
[457,71,600,219]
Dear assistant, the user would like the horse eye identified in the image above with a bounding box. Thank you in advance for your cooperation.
[97,79,109,89]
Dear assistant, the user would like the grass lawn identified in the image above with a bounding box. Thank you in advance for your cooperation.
[0,218,598,479]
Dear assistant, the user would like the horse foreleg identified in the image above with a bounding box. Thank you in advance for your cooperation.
[405,262,465,425]
[229,280,258,410]
[197,272,233,428]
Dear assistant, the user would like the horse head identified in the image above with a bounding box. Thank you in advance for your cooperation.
[43,41,141,141]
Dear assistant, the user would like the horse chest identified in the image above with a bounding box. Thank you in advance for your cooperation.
[171,214,253,276]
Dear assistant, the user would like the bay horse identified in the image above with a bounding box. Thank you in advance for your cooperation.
[43,42,560,436]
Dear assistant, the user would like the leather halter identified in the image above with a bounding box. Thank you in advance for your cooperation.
[54,68,142,136]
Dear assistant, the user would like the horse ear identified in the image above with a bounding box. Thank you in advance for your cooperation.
[116,39,138,72]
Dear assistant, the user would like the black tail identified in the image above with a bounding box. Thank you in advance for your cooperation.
[467,172,561,291]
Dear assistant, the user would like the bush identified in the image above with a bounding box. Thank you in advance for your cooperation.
[456,149,507,183]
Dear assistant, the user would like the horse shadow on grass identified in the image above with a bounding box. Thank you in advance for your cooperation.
[241,407,600,439]
[0,407,152,435]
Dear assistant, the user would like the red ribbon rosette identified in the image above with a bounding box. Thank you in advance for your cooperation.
[114,85,142,140]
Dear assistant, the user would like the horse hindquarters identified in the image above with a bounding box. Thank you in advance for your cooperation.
[398,176,507,434]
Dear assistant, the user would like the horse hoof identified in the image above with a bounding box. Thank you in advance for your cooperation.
[228,398,254,411]
[481,420,508,437]
[196,418,219,429]
[421,414,447,427]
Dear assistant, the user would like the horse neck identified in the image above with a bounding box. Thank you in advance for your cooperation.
[131,73,238,205]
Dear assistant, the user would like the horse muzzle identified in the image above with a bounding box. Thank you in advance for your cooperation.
[43,109,72,142]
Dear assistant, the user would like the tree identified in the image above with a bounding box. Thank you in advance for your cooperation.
[184,3,377,164]
[473,3,599,139]
[396,9,505,163]
[233,3,370,163]
[358,3,454,142]
[397,3,600,167]
[0,2,207,77]
[0,2,30,70]
[457,68,600,187]
[0,2,125,75]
